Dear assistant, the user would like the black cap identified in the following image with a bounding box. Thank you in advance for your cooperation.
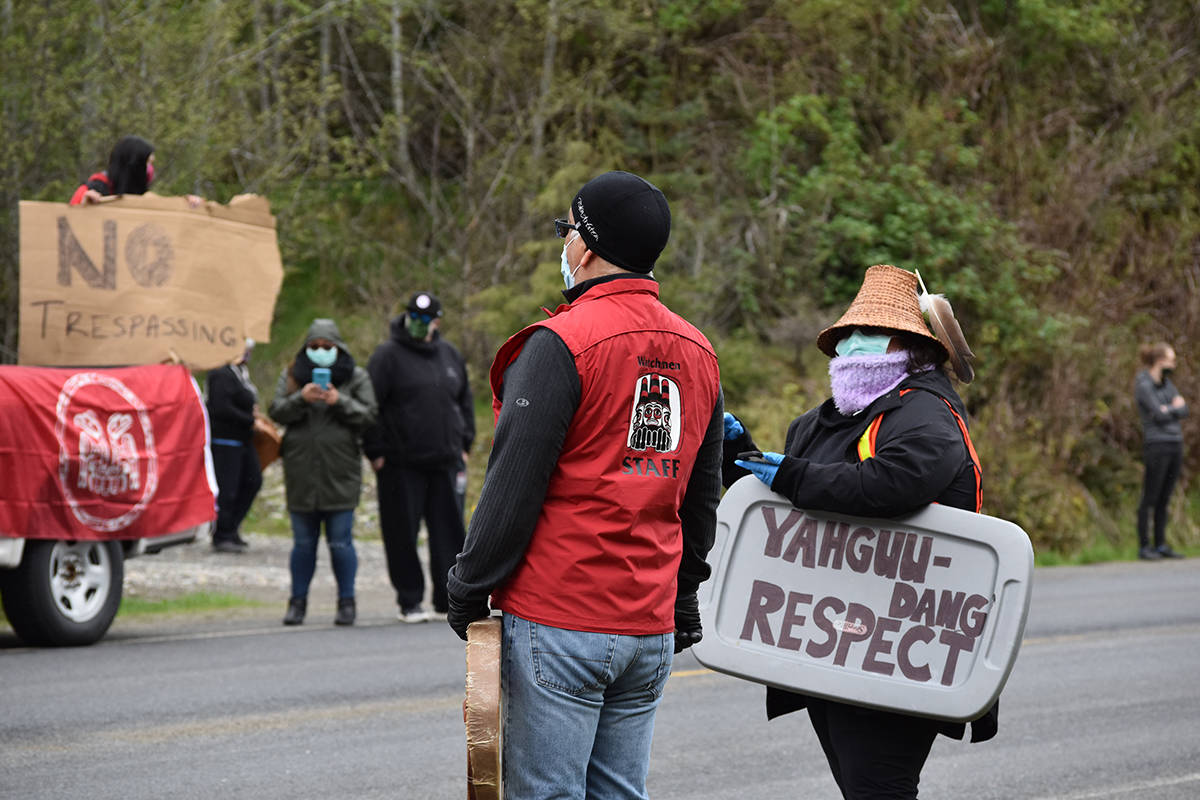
[571,171,670,273]
[406,292,443,317]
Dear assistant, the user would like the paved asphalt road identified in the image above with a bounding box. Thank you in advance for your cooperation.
[1,559,1198,799]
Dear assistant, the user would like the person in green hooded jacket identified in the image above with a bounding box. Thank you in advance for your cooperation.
[270,319,377,626]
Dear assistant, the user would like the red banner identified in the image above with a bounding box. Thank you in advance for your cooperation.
[0,364,216,540]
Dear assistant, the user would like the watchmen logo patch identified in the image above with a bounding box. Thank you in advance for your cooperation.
[627,373,681,453]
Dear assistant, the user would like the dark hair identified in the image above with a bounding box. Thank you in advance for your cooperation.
[1139,342,1172,367]
[106,135,155,195]
[894,332,946,374]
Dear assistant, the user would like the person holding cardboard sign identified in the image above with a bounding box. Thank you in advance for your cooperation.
[69,134,202,207]
[447,171,724,800]
[70,135,156,205]
[725,264,993,800]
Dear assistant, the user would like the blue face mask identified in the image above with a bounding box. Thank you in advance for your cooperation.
[835,329,893,358]
[560,233,581,289]
[306,346,338,367]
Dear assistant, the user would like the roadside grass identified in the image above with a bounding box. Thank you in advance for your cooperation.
[117,592,266,617]
[1033,540,1192,566]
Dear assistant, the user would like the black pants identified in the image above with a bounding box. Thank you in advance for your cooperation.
[211,442,262,541]
[376,463,466,612]
[1138,441,1183,549]
[807,699,940,800]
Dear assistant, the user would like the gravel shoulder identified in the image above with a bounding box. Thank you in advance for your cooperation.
[117,530,424,631]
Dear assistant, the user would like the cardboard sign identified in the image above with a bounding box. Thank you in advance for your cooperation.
[692,477,1034,722]
[18,193,283,369]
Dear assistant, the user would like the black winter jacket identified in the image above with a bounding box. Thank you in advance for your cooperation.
[725,367,995,742]
[206,364,257,444]
[362,318,474,468]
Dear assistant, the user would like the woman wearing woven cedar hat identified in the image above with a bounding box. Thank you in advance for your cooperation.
[723,264,992,800]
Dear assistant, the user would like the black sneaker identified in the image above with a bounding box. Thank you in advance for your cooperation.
[283,597,307,625]
[1138,546,1163,560]
[335,598,356,626]
[212,539,246,554]
[1156,545,1185,559]
[231,533,251,549]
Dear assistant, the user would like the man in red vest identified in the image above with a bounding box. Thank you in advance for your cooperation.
[448,171,724,799]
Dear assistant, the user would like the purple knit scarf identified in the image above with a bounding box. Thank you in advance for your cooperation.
[828,351,912,416]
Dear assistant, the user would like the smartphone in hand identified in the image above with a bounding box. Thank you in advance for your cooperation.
[312,367,331,389]
[737,450,771,464]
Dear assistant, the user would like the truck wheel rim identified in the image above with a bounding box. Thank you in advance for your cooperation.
[47,542,112,623]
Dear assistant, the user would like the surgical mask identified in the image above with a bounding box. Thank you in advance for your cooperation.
[146,161,155,185]
[560,233,581,289]
[406,314,432,340]
[835,329,894,358]
[306,346,337,367]
[1162,367,1175,381]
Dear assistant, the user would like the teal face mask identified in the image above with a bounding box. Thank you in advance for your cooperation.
[835,329,893,358]
[306,346,338,367]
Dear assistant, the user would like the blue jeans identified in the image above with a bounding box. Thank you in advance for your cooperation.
[501,612,674,800]
[289,510,357,600]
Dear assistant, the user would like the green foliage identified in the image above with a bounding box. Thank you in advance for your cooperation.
[4,0,1200,558]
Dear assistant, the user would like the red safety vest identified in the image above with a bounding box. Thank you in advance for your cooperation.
[488,279,721,634]
[857,388,983,512]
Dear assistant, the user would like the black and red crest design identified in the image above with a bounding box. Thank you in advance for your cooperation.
[627,373,681,453]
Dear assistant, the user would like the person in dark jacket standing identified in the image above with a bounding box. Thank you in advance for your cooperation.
[270,319,377,627]
[364,292,474,623]
[205,339,262,553]
[726,264,992,800]
[447,171,724,800]
[1134,342,1187,560]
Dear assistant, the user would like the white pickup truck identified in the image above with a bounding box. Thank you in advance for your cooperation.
[0,526,203,646]
[0,363,216,646]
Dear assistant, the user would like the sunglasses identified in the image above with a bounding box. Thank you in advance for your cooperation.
[554,218,581,238]
[408,312,434,324]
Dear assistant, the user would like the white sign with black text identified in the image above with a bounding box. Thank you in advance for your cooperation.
[692,477,1034,722]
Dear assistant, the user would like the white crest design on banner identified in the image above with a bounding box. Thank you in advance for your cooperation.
[54,372,159,532]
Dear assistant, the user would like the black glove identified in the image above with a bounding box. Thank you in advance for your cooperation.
[673,592,703,654]
[448,594,491,641]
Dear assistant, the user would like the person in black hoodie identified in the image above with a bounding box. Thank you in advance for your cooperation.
[725,265,992,800]
[205,340,263,553]
[364,292,474,623]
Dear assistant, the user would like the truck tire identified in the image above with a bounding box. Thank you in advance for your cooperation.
[0,539,123,646]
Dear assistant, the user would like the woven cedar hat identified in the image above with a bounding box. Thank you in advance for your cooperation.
[816,264,947,359]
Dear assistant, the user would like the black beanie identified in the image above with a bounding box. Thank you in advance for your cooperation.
[406,291,443,317]
[571,171,671,273]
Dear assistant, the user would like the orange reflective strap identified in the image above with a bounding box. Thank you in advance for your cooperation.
[855,389,983,513]
[938,397,984,513]
[856,414,885,461]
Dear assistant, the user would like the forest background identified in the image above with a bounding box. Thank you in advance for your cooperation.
[2,0,1199,561]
